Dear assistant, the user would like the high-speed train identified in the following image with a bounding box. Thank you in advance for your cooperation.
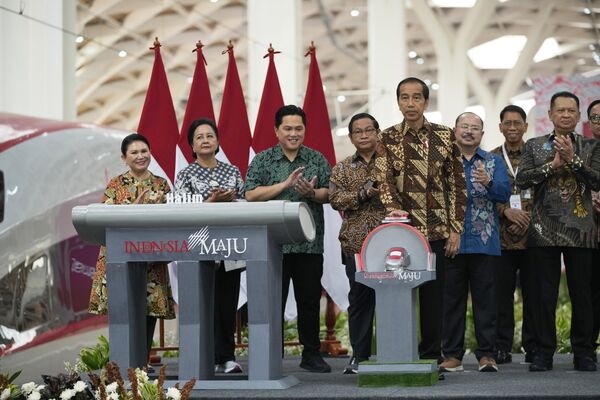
[0,113,127,380]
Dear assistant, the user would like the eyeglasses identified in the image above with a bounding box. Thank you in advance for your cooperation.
[351,127,378,136]
[589,115,600,124]
[457,124,482,132]
[501,120,525,128]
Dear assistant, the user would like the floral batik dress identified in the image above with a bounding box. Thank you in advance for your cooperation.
[88,171,176,319]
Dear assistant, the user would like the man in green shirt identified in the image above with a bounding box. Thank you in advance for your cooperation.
[245,105,332,373]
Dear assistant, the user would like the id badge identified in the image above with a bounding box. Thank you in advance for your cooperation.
[522,189,532,199]
[510,194,522,210]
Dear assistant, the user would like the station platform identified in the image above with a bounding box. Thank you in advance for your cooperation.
[151,353,600,400]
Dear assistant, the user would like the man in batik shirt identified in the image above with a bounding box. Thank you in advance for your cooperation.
[516,91,600,372]
[245,105,331,373]
[586,99,600,362]
[375,77,467,361]
[491,105,535,364]
[330,113,385,374]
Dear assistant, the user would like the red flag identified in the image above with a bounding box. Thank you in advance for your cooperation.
[252,45,284,153]
[217,41,252,177]
[137,38,179,183]
[302,43,336,166]
[178,41,216,164]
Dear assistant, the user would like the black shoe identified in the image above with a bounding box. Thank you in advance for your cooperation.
[496,350,512,364]
[300,354,331,373]
[343,356,366,374]
[529,355,553,372]
[574,356,597,372]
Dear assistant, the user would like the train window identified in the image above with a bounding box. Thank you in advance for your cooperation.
[0,170,3,223]
[0,263,23,330]
[18,255,51,331]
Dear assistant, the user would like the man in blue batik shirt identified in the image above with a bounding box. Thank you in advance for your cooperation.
[440,112,510,374]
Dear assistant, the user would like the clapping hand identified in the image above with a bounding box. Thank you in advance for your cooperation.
[554,134,574,163]
[294,175,318,198]
[207,188,236,202]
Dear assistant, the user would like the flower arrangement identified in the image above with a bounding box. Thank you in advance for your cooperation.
[2,362,195,400]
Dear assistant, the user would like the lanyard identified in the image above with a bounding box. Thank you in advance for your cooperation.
[502,143,518,178]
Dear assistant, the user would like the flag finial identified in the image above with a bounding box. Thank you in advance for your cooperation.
[305,41,316,57]
[263,43,281,58]
[150,37,161,50]
[222,40,234,54]
[193,40,208,66]
[193,40,204,52]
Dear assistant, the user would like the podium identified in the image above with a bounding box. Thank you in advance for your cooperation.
[72,201,315,389]
[355,223,438,386]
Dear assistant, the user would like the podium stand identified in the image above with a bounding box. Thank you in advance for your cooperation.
[355,223,438,386]
[72,201,315,390]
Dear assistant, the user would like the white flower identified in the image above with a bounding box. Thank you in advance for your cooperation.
[105,382,118,394]
[59,388,76,400]
[166,387,181,400]
[73,381,87,393]
[135,368,149,384]
[28,391,41,400]
[1,388,11,400]
[36,385,45,391]
[107,393,119,400]
[21,382,37,394]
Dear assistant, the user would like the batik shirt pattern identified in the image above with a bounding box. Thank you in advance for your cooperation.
[88,171,176,318]
[174,161,244,201]
[491,144,533,250]
[330,152,386,256]
[459,149,511,256]
[375,119,467,242]
[244,145,331,254]
[515,132,600,248]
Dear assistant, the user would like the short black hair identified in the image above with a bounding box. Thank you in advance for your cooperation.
[550,91,580,109]
[187,118,219,158]
[275,105,306,129]
[455,112,484,128]
[396,77,429,100]
[121,133,150,156]
[587,99,600,118]
[499,105,526,122]
[348,113,379,134]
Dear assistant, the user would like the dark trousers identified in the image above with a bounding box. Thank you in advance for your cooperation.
[528,247,594,359]
[343,254,376,359]
[146,316,157,361]
[593,247,600,352]
[418,240,447,359]
[442,254,497,360]
[495,249,535,354]
[282,253,324,356]
[214,263,241,364]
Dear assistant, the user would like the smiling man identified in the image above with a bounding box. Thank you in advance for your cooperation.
[516,91,600,372]
[440,112,510,373]
[375,77,467,363]
[490,105,536,365]
[245,104,332,373]
[329,113,385,374]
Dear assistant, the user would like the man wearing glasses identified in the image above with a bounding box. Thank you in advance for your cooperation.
[329,113,385,374]
[587,100,600,363]
[375,77,467,363]
[440,112,510,373]
[490,105,536,365]
[516,91,600,372]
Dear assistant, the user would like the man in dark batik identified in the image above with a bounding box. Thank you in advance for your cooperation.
[375,77,467,362]
[586,99,600,362]
[516,91,600,372]
[330,113,385,374]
